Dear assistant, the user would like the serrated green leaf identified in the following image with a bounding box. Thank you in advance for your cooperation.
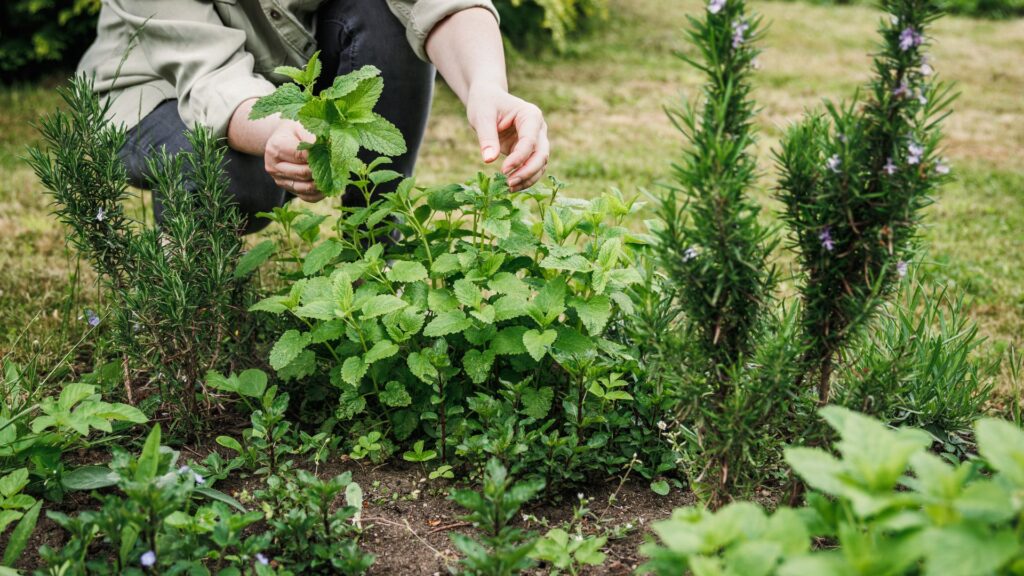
[357,114,407,157]
[362,294,408,318]
[346,75,384,116]
[430,254,462,277]
[303,240,343,276]
[307,142,336,196]
[488,272,527,295]
[322,65,381,99]
[463,349,496,384]
[492,326,529,355]
[521,387,553,419]
[341,356,367,386]
[270,330,310,371]
[523,329,558,361]
[387,261,428,283]
[571,295,613,335]
[424,310,472,338]
[381,381,412,407]
[494,295,531,322]
[250,83,309,120]
[453,279,483,308]
[364,340,399,364]
[234,240,276,278]
[408,352,438,383]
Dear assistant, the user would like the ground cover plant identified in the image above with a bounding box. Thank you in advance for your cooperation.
[1,0,1021,573]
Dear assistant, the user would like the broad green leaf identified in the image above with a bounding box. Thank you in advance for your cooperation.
[463,349,495,384]
[523,329,558,362]
[193,486,247,513]
[453,279,483,308]
[571,295,613,335]
[61,465,118,491]
[521,386,553,419]
[976,418,1024,487]
[250,83,309,120]
[408,352,438,383]
[93,403,148,424]
[364,340,399,364]
[492,326,529,356]
[346,76,385,116]
[386,261,428,284]
[234,240,276,278]
[357,114,407,157]
[430,253,462,276]
[0,469,28,498]
[269,330,310,371]
[135,425,162,482]
[303,240,343,276]
[2,500,41,565]
[361,294,408,318]
[307,142,336,195]
[236,369,268,398]
[494,295,530,322]
[322,65,380,99]
[488,272,528,295]
[426,184,463,212]
[921,525,1017,576]
[428,288,460,313]
[650,480,670,496]
[423,310,472,338]
[249,295,291,314]
[380,381,412,407]
[341,356,368,386]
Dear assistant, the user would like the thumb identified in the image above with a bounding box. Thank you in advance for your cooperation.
[473,108,501,164]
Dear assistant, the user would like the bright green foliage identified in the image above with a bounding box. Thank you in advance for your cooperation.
[642,407,1024,576]
[530,528,607,575]
[776,0,955,404]
[251,56,406,196]
[0,468,42,568]
[449,458,545,576]
[38,425,281,575]
[253,471,374,575]
[28,78,255,436]
[494,0,608,51]
[0,0,100,76]
[207,373,295,476]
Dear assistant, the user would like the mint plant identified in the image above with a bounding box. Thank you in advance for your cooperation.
[250,52,406,197]
[642,407,1024,576]
[449,458,544,576]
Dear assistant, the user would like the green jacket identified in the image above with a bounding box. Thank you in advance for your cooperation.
[78,0,497,138]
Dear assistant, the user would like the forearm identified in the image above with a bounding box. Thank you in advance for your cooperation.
[425,7,507,103]
[227,98,284,156]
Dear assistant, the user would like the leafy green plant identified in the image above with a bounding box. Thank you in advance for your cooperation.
[252,470,373,575]
[29,79,256,437]
[208,372,294,476]
[449,458,545,576]
[642,406,1024,576]
[529,529,606,575]
[0,0,100,77]
[0,468,42,568]
[494,0,609,52]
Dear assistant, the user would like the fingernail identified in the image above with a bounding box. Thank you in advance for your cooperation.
[508,177,521,187]
[482,146,496,161]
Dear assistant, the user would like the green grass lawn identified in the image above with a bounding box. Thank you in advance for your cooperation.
[1,0,1021,392]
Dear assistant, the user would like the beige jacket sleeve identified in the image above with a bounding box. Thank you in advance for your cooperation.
[105,0,277,139]
[386,0,500,61]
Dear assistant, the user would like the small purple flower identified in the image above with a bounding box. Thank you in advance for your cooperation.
[883,157,898,176]
[899,27,923,52]
[896,260,908,278]
[826,154,842,174]
[85,309,100,327]
[907,142,924,165]
[920,55,934,76]
[682,247,699,263]
[935,158,950,175]
[819,226,835,252]
[892,80,910,99]
[141,550,156,568]
[708,0,726,14]
[256,553,270,566]
[96,207,105,222]
[731,20,750,48]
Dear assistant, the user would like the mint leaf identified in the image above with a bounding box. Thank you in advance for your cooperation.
[346,76,385,116]
[521,386,554,419]
[380,381,411,407]
[341,356,367,386]
[250,83,309,121]
[523,329,558,362]
[303,239,342,276]
[571,295,613,335]
[408,352,438,383]
[364,340,399,364]
[307,142,335,196]
[270,330,310,371]
[463,349,495,384]
[424,310,472,338]
[453,279,483,308]
[234,240,276,278]
[322,65,381,99]
[492,326,529,356]
[386,261,428,284]
[357,114,407,157]
[362,294,408,318]
[494,295,530,322]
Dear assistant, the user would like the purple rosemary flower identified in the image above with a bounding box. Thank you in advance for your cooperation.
[935,158,951,175]
[682,247,699,263]
[85,309,100,327]
[883,157,898,176]
[256,553,270,566]
[892,80,910,98]
[907,142,924,165]
[899,27,923,52]
[732,20,750,48]
[819,226,835,252]
[708,0,726,14]
[897,260,908,278]
[826,154,842,174]
[920,54,934,76]
[96,207,105,222]
[141,550,156,568]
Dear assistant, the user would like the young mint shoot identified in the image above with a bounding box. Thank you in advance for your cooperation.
[250,51,408,197]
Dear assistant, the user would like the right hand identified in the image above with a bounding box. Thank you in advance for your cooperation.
[264,120,323,203]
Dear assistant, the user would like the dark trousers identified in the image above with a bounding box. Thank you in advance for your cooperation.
[119,0,435,234]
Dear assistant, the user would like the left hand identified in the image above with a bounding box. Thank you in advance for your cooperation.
[466,85,550,192]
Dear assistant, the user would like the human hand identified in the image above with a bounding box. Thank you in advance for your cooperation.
[466,85,550,192]
[264,120,323,203]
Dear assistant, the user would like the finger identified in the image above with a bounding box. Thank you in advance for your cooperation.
[508,125,550,189]
[273,162,313,182]
[502,110,544,176]
[472,107,501,164]
[516,165,547,191]
[290,181,323,202]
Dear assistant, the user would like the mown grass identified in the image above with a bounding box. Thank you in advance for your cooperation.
[1,0,1021,392]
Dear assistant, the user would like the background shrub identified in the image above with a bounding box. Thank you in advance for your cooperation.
[0,0,100,80]
[494,0,609,51]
